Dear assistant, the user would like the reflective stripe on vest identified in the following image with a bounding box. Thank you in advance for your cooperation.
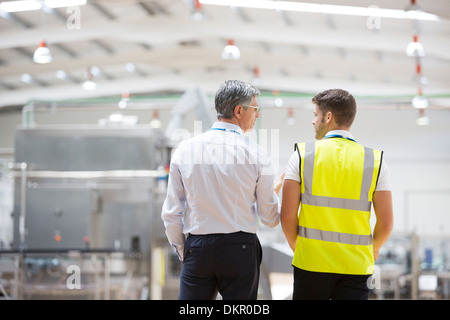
[298,226,373,246]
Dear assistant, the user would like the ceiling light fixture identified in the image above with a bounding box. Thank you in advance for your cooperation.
[251,66,262,86]
[406,34,425,57]
[415,109,429,126]
[221,39,240,60]
[199,0,439,21]
[0,0,87,12]
[273,90,284,107]
[124,62,136,73]
[190,0,208,21]
[150,110,162,129]
[44,0,87,9]
[55,70,68,80]
[412,91,429,109]
[286,108,296,126]
[118,92,130,109]
[0,0,41,12]
[33,40,52,64]
[82,67,97,90]
[82,79,96,91]
[20,73,33,84]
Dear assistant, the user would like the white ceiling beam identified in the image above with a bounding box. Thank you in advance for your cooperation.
[1,42,448,86]
[0,45,422,82]
[1,68,448,109]
[1,16,449,60]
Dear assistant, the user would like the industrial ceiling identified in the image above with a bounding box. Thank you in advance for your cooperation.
[0,0,449,110]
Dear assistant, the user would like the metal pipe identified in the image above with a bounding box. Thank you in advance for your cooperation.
[21,103,34,128]
[410,232,420,300]
[9,169,166,179]
[18,162,27,250]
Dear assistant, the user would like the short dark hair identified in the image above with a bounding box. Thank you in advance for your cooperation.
[214,80,260,120]
[312,89,356,127]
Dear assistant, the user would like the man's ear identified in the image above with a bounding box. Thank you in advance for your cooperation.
[234,105,242,119]
[325,111,333,124]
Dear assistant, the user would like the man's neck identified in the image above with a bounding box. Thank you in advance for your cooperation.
[218,117,249,132]
[219,118,239,126]
[327,122,351,132]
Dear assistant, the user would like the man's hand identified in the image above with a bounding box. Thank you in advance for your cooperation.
[274,173,285,195]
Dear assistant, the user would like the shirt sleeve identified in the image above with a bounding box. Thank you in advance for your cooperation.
[161,148,187,261]
[255,153,280,228]
[375,159,392,191]
[284,151,301,182]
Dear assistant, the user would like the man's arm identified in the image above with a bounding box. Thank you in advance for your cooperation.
[372,190,394,261]
[273,172,285,195]
[161,160,187,261]
[255,170,281,228]
[280,179,301,251]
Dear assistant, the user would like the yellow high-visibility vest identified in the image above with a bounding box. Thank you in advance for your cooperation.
[292,137,383,275]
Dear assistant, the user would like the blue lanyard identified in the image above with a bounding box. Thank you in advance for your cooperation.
[324,134,356,142]
[210,128,241,135]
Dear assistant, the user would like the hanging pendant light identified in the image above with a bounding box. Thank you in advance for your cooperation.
[251,66,262,86]
[286,108,296,126]
[415,108,429,126]
[118,92,130,109]
[273,90,284,107]
[221,39,240,60]
[33,40,52,64]
[82,67,97,90]
[406,34,425,57]
[412,93,429,109]
[190,0,208,20]
[150,110,162,129]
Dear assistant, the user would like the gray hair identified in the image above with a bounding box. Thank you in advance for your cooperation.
[214,80,260,120]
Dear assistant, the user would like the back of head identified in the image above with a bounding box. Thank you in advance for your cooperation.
[215,80,260,120]
[312,89,356,128]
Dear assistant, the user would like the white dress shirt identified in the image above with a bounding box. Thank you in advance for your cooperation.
[284,130,391,191]
[161,121,280,260]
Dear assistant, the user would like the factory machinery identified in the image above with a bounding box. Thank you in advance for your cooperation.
[0,119,183,299]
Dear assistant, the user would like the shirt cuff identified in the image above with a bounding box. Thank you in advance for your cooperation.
[172,244,185,262]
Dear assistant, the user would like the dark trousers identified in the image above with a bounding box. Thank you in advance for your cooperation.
[178,231,262,300]
[293,266,371,300]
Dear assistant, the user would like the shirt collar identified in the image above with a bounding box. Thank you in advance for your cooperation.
[324,130,355,141]
[211,121,243,135]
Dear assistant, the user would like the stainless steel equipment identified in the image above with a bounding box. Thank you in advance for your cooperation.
[6,124,173,299]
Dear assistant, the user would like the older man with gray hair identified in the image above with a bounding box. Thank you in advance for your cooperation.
[161,80,281,300]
